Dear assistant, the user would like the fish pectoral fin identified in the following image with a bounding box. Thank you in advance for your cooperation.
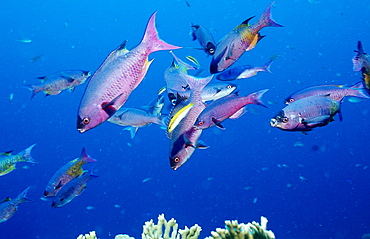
[196,140,209,149]
[101,94,124,117]
[245,34,260,51]
[212,118,225,130]
[55,181,63,190]
[302,115,331,126]
[123,126,139,139]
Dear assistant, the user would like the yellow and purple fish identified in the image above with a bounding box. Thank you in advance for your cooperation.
[191,23,217,55]
[284,82,369,104]
[210,2,282,73]
[169,72,213,170]
[0,144,36,176]
[51,169,98,208]
[353,41,370,91]
[215,57,276,81]
[0,187,32,223]
[44,148,96,197]
[77,12,181,133]
[23,70,91,99]
[194,89,268,130]
[270,95,341,133]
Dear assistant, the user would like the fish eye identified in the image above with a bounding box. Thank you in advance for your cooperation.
[174,157,180,163]
[282,117,289,123]
[209,48,215,54]
[289,99,295,103]
[60,198,64,201]
[82,117,90,125]
[227,85,232,89]
[198,121,204,126]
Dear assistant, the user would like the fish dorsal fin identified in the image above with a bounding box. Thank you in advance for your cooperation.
[0,150,13,156]
[241,16,255,26]
[116,39,129,53]
[0,197,11,203]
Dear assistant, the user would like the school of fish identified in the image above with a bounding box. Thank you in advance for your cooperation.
[2,2,370,222]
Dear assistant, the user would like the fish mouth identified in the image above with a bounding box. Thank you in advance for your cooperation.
[270,118,278,127]
[77,128,86,133]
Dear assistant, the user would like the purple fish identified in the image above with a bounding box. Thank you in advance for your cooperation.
[353,41,370,91]
[285,82,370,104]
[77,12,181,133]
[270,95,341,133]
[44,148,96,198]
[0,187,32,223]
[210,2,282,74]
[194,89,268,130]
[191,24,217,55]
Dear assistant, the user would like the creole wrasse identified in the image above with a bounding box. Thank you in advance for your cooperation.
[44,148,96,197]
[0,144,37,176]
[0,187,32,223]
[191,23,217,55]
[77,12,181,133]
[210,2,282,74]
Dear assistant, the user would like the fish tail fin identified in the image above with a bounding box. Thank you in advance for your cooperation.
[255,2,283,30]
[349,81,370,99]
[22,85,39,100]
[245,89,269,108]
[18,144,37,163]
[79,148,97,163]
[142,12,181,52]
[262,56,278,73]
[123,126,139,139]
[353,41,365,71]
[181,72,213,94]
[15,186,33,204]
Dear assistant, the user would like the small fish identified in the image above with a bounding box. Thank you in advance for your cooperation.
[169,73,213,170]
[44,148,96,197]
[23,70,91,99]
[210,2,282,73]
[191,24,217,55]
[16,39,32,44]
[107,96,166,139]
[0,144,37,176]
[164,51,199,95]
[168,82,238,103]
[9,93,14,103]
[270,95,342,133]
[51,170,98,208]
[29,55,43,63]
[215,57,276,81]
[284,81,369,104]
[353,41,370,92]
[194,89,268,130]
[0,187,32,223]
[77,13,181,133]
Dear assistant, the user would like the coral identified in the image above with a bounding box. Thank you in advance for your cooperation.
[76,214,275,239]
[77,231,98,239]
[205,216,274,239]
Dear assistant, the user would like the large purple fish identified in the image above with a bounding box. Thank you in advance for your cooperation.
[194,89,268,130]
[77,12,181,133]
[270,95,341,133]
[284,82,369,104]
[210,2,282,74]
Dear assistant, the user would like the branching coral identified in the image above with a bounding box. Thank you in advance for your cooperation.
[205,216,274,239]
[76,214,274,239]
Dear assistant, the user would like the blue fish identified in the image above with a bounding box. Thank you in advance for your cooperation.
[191,24,217,55]
[0,187,32,223]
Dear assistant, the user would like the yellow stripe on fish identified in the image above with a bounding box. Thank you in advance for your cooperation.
[167,103,195,133]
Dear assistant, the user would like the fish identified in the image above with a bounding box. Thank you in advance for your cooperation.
[77,12,181,133]
[51,170,98,208]
[210,2,282,73]
[270,95,342,133]
[215,57,276,81]
[0,144,37,176]
[0,187,32,223]
[194,89,268,130]
[167,82,238,104]
[353,41,370,91]
[44,148,96,197]
[169,73,213,170]
[107,95,166,138]
[16,39,32,43]
[284,81,370,104]
[23,70,91,99]
[191,24,217,55]
[164,51,199,95]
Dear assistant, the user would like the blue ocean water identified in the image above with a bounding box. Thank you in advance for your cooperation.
[1,0,370,238]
